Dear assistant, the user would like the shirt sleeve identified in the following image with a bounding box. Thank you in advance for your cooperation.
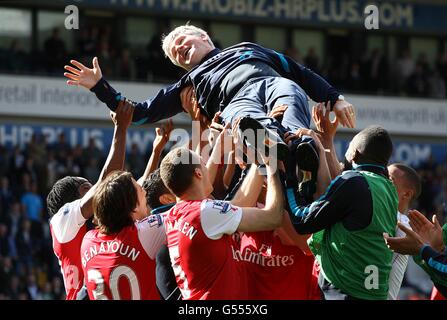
[420,245,447,275]
[49,199,87,243]
[388,252,409,300]
[200,199,243,240]
[90,77,185,125]
[387,213,411,300]
[288,172,372,235]
[136,214,167,260]
[265,46,340,108]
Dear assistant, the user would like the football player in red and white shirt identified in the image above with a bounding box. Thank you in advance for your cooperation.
[160,136,285,300]
[239,213,321,299]
[81,171,166,300]
[47,100,133,299]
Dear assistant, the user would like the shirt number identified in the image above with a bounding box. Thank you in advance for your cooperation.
[87,265,141,300]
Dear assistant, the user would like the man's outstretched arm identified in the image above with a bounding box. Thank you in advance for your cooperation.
[64,57,185,124]
[79,100,134,219]
[262,46,356,128]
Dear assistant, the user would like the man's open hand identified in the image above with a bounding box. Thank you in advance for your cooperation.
[64,57,102,89]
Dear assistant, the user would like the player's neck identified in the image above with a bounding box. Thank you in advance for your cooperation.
[177,185,207,202]
[398,202,409,215]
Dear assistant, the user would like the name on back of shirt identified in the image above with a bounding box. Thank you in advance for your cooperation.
[166,219,198,240]
[82,241,140,267]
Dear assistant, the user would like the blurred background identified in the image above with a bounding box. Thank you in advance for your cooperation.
[0,0,446,300]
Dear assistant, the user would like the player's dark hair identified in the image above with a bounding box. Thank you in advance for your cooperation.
[142,168,171,209]
[47,176,89,217]
[390,163,422,200]
[93,171,136,235]
[351,125,393,167]
[160,148,201,197]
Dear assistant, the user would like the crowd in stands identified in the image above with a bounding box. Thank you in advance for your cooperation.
[1,26,446,98]
[0,128,445,299]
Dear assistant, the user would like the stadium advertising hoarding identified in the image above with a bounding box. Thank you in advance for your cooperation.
[0,74,191,124]
[0,122,445,167]
[1,74,446,137]
[63,0,447,33]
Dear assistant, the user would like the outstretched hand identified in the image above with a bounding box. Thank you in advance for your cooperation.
[284,128,325,155]
[64,57,102,89]
[383,222,426,256]
[153,119,174,153]
[312,102,338,140]
[110,99,134,129]
[408,210,445,252]
[333,99,356,128]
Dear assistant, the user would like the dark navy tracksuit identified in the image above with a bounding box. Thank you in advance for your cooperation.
[91,42,340,143]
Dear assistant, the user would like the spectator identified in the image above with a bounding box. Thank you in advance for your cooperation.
[43,28,67,74]
[428,71,446,98]
[0,177,13,218]
[304,47,320,74]
[46,151,58,190]
[0,145,9,177]
[6,275,23,300]
[21,182,44,236]
[437,50,447,85]
[0,224,11,257]
[407,63,430,97]
[395,49,415,94]
[37,282,54,300]
[126,143,145,178]
[84,157,100,182]
[366,48,388,93]
[97,38,115,78]
[25,274,39,300]
[82,138,103,165]
[15,219,36,270]
[6,39,28,73]
[346,61,363,92]
[116,48,136,80]
[52,133,71,163]
[284,47,303,64]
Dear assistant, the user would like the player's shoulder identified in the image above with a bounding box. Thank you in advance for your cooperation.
[136,214,164,230]
[50,199,82,224]
[200,199,239,215]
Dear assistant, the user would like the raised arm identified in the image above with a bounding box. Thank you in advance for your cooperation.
[312,102,343,179]
[236,161,284,232]
[64,57,184,124]
[267,47,355,128]
[206,123,231,186]
[285,127,331,199]
[137,120,173,186]
[230,164,264,207]
[79,100,133,218]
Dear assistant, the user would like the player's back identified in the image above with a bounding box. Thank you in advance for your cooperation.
[50,199,87,300]
[81,215,165,300]
[240,231,320,300]
[165,199,248,300]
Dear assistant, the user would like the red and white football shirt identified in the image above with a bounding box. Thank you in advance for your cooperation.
[239,230,321,299]
[165,199,248,300]
[50,199,87,300]
[81,214,166,300]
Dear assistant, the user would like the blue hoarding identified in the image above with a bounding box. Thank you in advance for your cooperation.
[0,122,446,168]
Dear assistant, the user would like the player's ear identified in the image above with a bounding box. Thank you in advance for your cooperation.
[200,33,208,42]
[193,167,203,179]
[159,194,175,205]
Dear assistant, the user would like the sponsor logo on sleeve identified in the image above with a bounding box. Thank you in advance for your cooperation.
[212,201,232,214]
[147,214,163,228]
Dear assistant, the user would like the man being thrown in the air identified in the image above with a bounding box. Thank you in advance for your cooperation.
[64,24,356,204]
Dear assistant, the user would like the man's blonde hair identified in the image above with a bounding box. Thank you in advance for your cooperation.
[162,24,215,67]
